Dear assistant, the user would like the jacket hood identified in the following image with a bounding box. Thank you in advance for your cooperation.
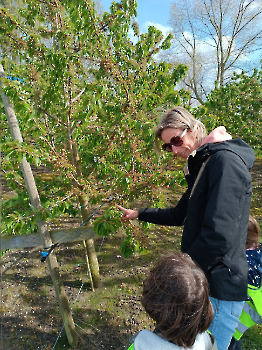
[133,329,213,350]
[196,137,255,171]
[202,126,232,145]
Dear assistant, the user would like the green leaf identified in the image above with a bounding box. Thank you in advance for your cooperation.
[33,156,41,167]
[180,178,187,187]
[17,152,24,164]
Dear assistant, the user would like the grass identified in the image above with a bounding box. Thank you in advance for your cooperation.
[1,159,262,349]
[2,221,262,349]
[242,325,262,350]
[1,224,184,349]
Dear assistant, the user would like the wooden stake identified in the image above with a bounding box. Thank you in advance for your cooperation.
[83,240,95,292]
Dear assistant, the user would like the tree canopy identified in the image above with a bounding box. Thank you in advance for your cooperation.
[0,0,188,257]
[195,67,262,150]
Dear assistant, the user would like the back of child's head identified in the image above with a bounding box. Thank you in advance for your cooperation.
[141,252,214,348]
[246,215,260,250]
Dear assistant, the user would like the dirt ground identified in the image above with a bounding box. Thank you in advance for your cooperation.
[1,158,262,350]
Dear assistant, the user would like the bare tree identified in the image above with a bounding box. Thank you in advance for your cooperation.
[0,0,25,62]
[168,0,262,104]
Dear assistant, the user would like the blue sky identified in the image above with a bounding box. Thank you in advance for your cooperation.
[100,0,173,36]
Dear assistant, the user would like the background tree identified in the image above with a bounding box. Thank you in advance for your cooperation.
[0,0,188,273]
[167,0,262,105]
[0,0,24,63]
[194,67,262,150]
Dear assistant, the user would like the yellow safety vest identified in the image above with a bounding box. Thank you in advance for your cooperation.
[233,284,262,340]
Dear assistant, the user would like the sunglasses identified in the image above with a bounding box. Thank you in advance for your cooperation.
[162,128,188,152]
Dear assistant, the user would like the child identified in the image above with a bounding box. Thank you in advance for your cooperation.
[228,216,262,350]
[128,252,216,350]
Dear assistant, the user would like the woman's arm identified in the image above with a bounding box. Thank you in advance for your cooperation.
[116,205,138,222]
[137,188,190,226]
[116,189,189,226]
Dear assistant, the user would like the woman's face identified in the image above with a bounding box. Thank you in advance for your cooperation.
[161,128,197,160]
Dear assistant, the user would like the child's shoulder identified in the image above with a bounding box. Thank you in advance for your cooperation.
[246,243,262,255]
[133,329,178,349]
[246,244,262,270]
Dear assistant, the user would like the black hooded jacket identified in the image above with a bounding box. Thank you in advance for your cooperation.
[139,138,255,300]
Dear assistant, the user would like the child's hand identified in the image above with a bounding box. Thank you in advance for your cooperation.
[116,205,138,222]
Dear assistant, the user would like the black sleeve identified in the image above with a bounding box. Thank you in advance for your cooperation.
[138,188,189,226]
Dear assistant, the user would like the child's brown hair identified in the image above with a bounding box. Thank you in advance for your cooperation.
[141,252,214,348]
[246,215,260,250]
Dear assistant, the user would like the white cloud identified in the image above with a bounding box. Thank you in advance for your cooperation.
[244,0,262,11]
[127,28,139,44]
[175,32,249,64]
[127,21,173,45]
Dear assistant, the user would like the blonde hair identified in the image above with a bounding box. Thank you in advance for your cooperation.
[246,215,260,250]
[154,106,207,152]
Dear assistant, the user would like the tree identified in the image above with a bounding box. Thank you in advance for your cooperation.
[0,0,24,62]
[168,0,262,105]
[0,0,188,271]
[194,67,262,149]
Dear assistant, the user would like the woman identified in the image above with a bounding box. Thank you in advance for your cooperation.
[117,107,255,350]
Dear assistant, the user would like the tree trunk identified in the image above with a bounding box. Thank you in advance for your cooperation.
[72,143,102,288]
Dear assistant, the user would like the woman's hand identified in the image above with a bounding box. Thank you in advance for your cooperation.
[116,205,138,222]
